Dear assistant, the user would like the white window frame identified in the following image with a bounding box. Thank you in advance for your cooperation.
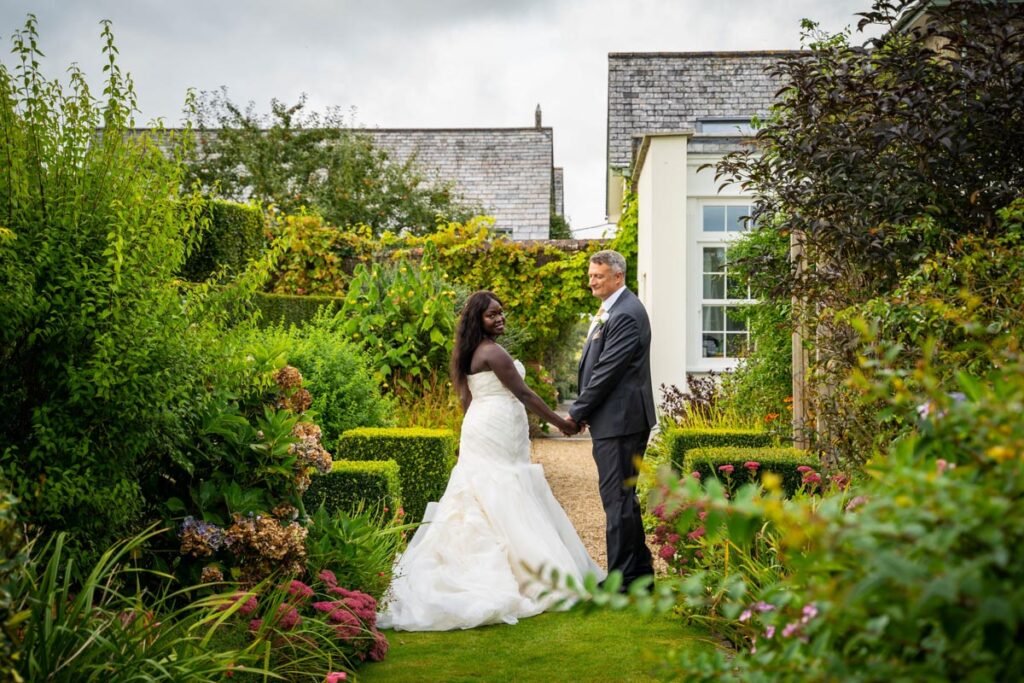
[689,199,755,372]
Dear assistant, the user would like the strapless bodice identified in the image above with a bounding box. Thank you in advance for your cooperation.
[467,359,525,400]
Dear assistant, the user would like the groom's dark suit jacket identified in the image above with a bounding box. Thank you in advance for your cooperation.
[570,288,656,439]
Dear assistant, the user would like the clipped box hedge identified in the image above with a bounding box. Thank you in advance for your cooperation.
[304,459,402,518]
[338,427,457,523]
[666,427,776,471]
[684,446,818,498]
[181,199,264,281]
[252,291,344,328]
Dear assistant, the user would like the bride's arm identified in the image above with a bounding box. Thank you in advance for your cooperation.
[478,343,573,432]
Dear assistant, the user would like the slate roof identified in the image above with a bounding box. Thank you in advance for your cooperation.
[366,127,556,239]
[606,51,802,171]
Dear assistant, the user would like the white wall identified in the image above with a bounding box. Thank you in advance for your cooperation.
[636,134,690,401]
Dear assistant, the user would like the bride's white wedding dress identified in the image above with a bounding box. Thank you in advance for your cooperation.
[377,360,604,631]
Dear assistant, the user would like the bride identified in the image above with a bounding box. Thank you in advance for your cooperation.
[377,291,605,631]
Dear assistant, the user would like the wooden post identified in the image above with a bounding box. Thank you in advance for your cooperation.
[791,229,810,449]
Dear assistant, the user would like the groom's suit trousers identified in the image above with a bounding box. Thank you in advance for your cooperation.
[592,430,654,585]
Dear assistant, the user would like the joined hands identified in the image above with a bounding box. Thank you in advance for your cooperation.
[560,416,587,437]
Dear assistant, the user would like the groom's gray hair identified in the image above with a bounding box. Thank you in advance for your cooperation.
[590,249,627,275]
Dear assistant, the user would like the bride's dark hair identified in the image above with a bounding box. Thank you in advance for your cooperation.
[451,290,502,408]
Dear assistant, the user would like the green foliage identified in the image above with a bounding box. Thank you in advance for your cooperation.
[390,370,465,434]
[0,492,26,681]
[684,447,815,498]
[180,199,265,281]
[414,217,598,369]
[305,460,402,520]
[12,528,266,682]
[665,428,775,471]
[185,90,478,234]
[549,212,572,240]
[0,17,230,567]
[252,291,344,328]
[304,503,408,601]
[337,244,460,391]
[265,212,375,295]
[284,316,394,444]
[609,189,638,292]
[339,427,457,523]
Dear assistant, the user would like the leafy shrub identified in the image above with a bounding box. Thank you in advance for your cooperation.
[285,318,394,444]
[684,447,816,498]
[0,17,230,567]
[665,428,775,471]
[264,213,374,295]
[305,460,402,519]
[180,199,265,281]
[253,291,344,328]
[390,370,464,434]
[339,427,457,523]
[304,504,408,601]
[337,245,460,392]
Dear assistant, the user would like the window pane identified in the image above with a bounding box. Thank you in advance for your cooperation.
[702,305,724,331]
[726,274,749,300]
[727,206,749,232]
[726,308,748,331]
[726,333,750,358]
[703,247,726,273]
[702,334,724,358]
[703,206,725,232]
[703,274,725,299]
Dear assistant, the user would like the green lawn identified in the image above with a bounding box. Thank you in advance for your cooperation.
[358,608,719,682]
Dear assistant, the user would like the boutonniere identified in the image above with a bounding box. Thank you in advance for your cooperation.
[592,311,610,328]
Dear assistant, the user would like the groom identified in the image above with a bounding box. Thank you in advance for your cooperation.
[567,249,655,589]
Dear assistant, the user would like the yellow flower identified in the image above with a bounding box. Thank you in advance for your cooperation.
[986,445,1014,462]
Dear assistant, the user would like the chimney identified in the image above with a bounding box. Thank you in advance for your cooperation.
[535,104,542,128]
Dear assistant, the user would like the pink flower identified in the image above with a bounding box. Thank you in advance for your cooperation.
[718,464,734,475]
[802,472,822,485]
[286,580,314,601]
[248,618,263,632]
[666,533,681,545]
[651,504,666,518]
[325,673,348,683]
[744,461,760,471]
[754,601,775,612]
[845,495,869,512]
[764,625,775,639]
[275,604,301,630]
[319,569,338,587]
[219,592,258,615]
[739,609,753,622]
[796,465,814,473]
[686,526,705,541]
[331,610,363,641]
[829,473,850,490]
[691,471,702,480]
[936,459,955,474]
[368,629,389,662]
[782,621,800,638]
[801,603,819,623]
[659,545,676,560]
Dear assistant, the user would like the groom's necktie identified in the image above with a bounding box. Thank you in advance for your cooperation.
[585,305,605,343]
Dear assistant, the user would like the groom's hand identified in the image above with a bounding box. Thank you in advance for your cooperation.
[561,416,580,436]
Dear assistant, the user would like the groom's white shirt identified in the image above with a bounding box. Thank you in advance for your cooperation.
[585,284,626,343]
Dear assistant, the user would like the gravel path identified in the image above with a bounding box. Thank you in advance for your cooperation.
[530,434,666,576]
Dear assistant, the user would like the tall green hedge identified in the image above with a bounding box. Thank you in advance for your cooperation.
[338,427,456,523]
[304,459,402,517]
[684,446,816,498]
[666,428,775,471]
[181,199,264,281]
[253,292,344,328]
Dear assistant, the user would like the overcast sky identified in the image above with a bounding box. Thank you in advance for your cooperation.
[3,0,874,232]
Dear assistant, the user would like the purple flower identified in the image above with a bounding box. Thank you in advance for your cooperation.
[319,569,338,587]
[286,579,314,601]
[801,603,819,623]
[764,625,775,639]
[739,609,753,622]
[755,601,775,612]
[782,621,800,638]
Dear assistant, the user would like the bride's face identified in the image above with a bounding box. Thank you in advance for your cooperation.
[482,298,506,337]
